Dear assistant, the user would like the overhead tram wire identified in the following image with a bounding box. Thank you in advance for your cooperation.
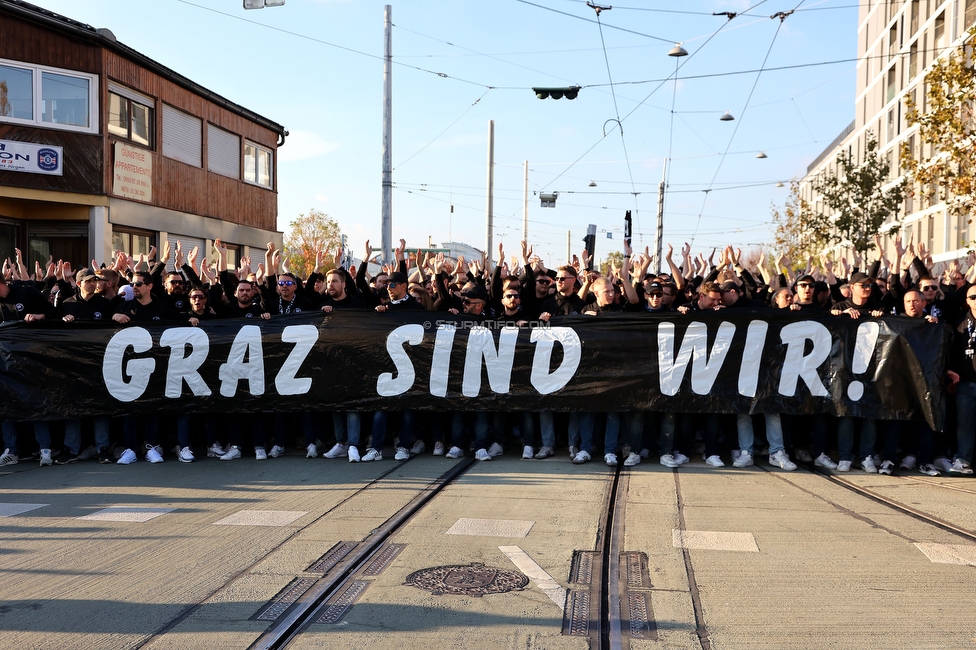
[513,0,678,44]
[688,4,798,248]
[393,89,492,170]
[591,2,643,243]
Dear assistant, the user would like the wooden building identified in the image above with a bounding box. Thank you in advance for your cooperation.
[0,0,287,271]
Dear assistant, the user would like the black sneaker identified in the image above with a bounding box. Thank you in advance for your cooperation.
[54,448,79,465]
[98,447,112,464]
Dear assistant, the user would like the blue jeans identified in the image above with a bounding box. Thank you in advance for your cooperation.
[837,417,876,462]
[954,381,976,463]
[737,413,785,455]
[520,412,555,448]
[371,411,415,452]
[568,413,595,453]
[1,422,51,455]
[64,417,111,454]
[332,412,362,447]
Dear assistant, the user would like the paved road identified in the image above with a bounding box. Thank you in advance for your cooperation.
[1,452,974,649]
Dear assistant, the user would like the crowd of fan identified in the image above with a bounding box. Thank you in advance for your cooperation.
[0,231,973,479]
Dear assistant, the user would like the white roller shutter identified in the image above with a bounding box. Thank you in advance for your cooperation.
[166,235,207,273]
[207,124,240,178]
[162,104,201,167]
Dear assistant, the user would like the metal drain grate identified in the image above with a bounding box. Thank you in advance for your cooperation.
[569,550,596,584]
[314,580,370,624]
[623,551,651,589]
[565,589,590,636]
[362,543,406,576]
[251,578,316,621]
[306,541,358,573]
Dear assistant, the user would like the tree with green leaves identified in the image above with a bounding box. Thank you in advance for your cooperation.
[283,208,341,279]
[811,132,904,258]
[902,25,976,246]
[770,180,829,266]
[600,250,625,276]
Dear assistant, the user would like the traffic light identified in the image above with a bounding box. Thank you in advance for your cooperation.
[532,86,581,100]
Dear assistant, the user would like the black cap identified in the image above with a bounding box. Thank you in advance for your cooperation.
[797,274,815,284]
[646,282,664,295]
[719,281,739,292]
[461,283,489,302]
[849,272,871,285]
[388,271,408,284]
[75,268,97,282]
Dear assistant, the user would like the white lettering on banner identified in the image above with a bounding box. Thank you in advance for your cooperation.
[275,325,317,395]
[462,326,519,397]
[658,321,736,396]
[160,328,212,398]
[529,327,581,395]
[738,320,769,398]
[376,324,425,397]
[429,324,457,397]
[103,328,156,402]
[778,321,831,397]
[378,324,583,398]
[219,325,265,397]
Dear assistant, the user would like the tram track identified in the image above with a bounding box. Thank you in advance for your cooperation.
[249,455,476,650]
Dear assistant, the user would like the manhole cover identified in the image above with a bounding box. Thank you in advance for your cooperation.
[404,562,529,597]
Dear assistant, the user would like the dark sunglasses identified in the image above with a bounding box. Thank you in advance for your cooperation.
[190,294,207,300]
[168,279,184,285]
[387,282,399,288]
[796,283,813,289]
[132,281,147,287]
[537,278,552,284]
[277,280,295,287]
[967,295,976,301]
[920,285,938,291]
[504,293,520,299]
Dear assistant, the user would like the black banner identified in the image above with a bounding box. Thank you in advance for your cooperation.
[0,311,951,429]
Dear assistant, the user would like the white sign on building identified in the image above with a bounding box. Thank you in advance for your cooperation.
[0,139,63,176]
[113,142,153,203]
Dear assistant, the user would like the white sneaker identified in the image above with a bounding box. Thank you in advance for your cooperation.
[145,445,164,464]
[605,453,618,467]
[410,440,426,455]
[733,451,754,468]
[178,447,194,463]
[433,442,446,456]
[814,453,838,470]
[395,447,409,461]
[769,449,796,471]
[522,445,534,460]
[117,448,137,465]
[623,452,641,467]
[572,450,591,464]
[306,443,318,459]
[879,460,895,475]
[77,445,97,461]
[950,458,974,474]
[207,443,226,458]
[836,460,852,472]
[487,442,504,457]
[705,455,725,468]
[39,449,52,467]
[445,446,463,459]
[900,455,916,470]
[795,448,813,463]
[568,445,579,459]
[220,446,241,461]
[934,457,954,473]
[660,454,679,468]
[324,443,347,459]
[348,445,360,463]
[860,456,877,473]
[919,463,941,476]
[673,452,690,465]
[255,447,268,461]
[534,446,554,459]
[475,448,491,461]
[362,448,382,462]
[269,445,284,458]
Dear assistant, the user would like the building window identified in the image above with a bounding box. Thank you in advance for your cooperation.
[207,124,240,179]
[244,141,273,188]
[162,104,202,167]
[0,58,97,132]
[909,41,918,79]
[112,228,154,259]
[888,25,898,61]
[969,0,976,29]
[935,12,946,52]
[911,0,920,34]
[108,84,153,148]
[887,67,896,103]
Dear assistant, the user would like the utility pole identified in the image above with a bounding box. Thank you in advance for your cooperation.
[486,120,495,268]
[381,5,393,264]
[566,230,571,265]
[655,159,667,274]
[522,160,529,243]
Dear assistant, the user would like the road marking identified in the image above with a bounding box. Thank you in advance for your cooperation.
[445,517,534,538]
[672,529,759,552]
[79,506,175,522]
[213,510,308,527]
[915,542,976,566]
[0,503,48,517]
[499,545,566,610]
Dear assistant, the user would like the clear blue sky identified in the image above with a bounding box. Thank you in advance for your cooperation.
[29,0,858,267]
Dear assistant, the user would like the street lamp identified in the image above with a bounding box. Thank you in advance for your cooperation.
[668,43,688,57]
[243,0,284,8]
[720,111,735,121]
